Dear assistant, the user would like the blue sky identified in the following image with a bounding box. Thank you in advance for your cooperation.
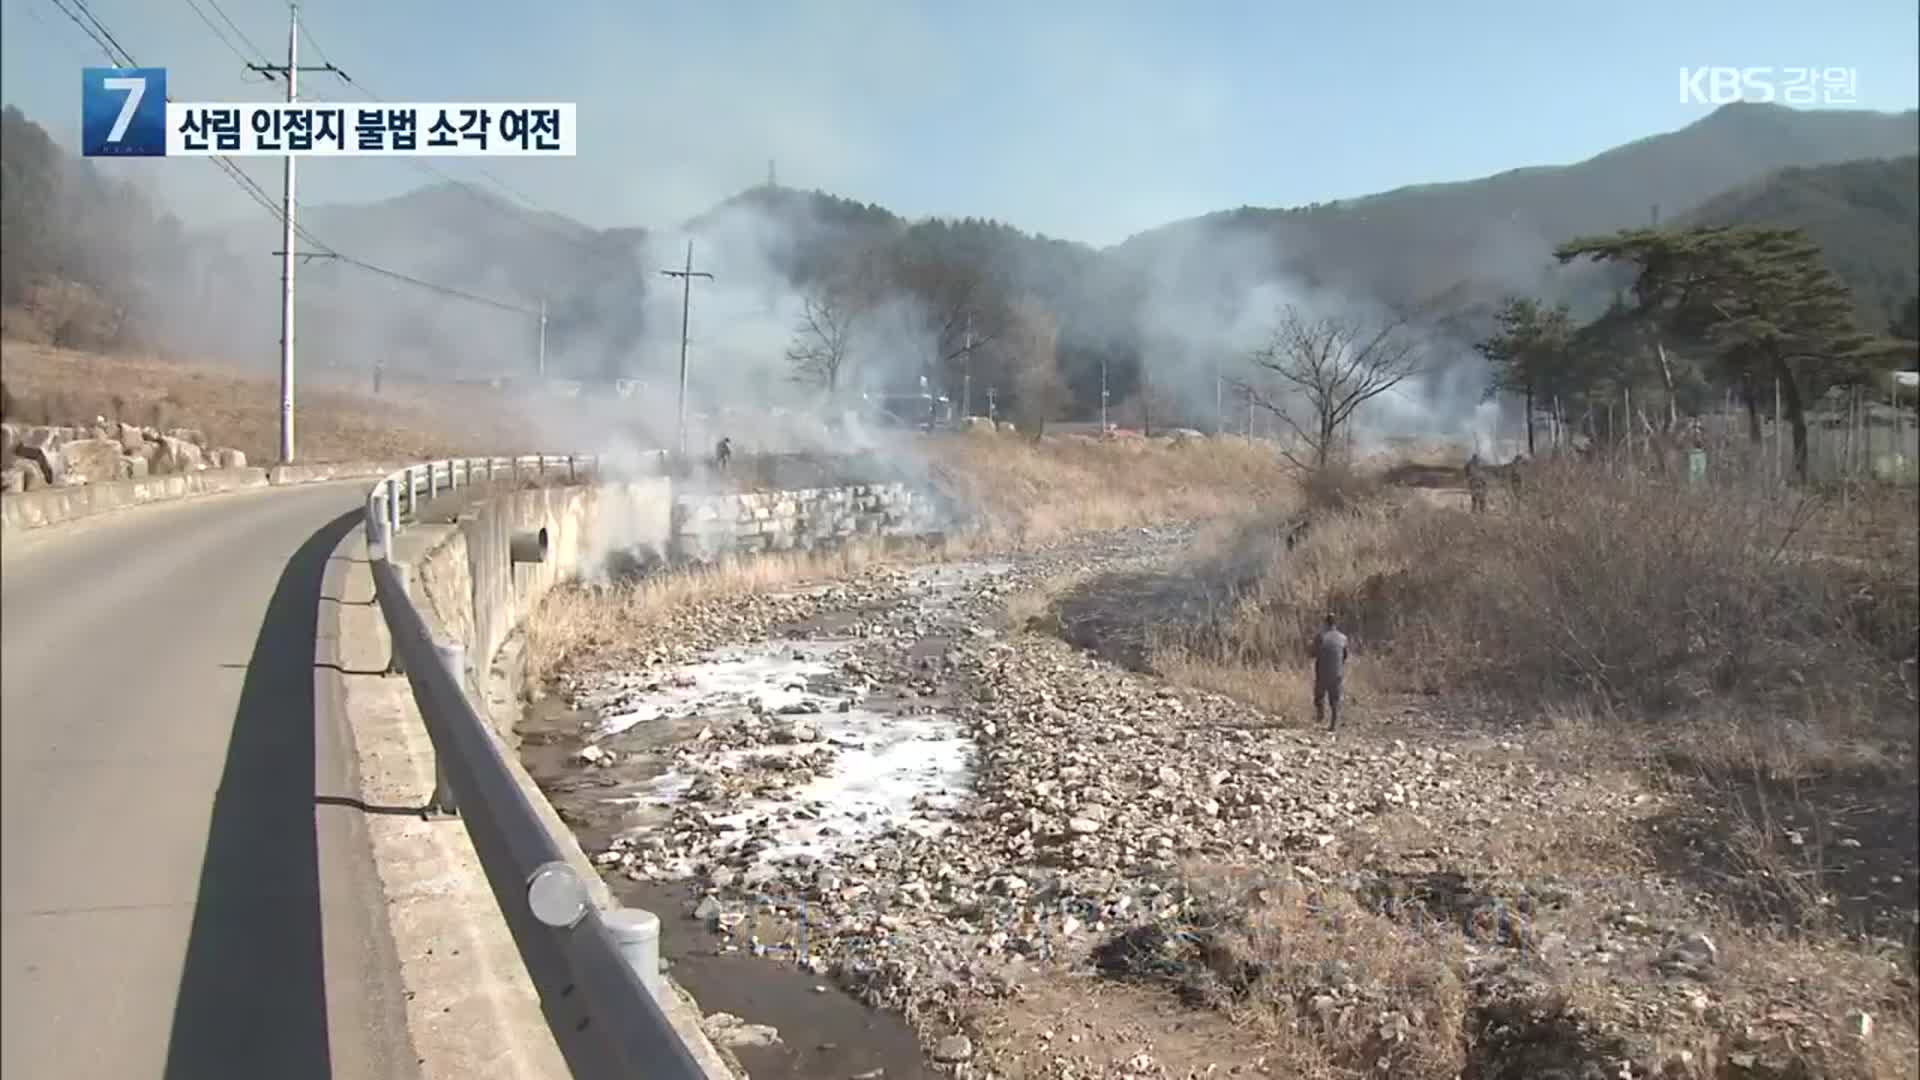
[4,0,1916,246]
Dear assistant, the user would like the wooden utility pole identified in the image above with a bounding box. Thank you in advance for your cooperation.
[659,241,713,458]
[962,311,974,419]
[537,298,548,377]
[246,1,342,463]
[1100,355,1109,434]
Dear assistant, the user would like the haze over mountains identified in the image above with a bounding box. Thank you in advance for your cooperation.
[3,99,1916,440]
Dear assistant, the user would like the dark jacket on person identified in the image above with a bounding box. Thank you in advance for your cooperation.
[1312,626,1349,686]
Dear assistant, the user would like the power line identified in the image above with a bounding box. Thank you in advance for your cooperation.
[46,0,126,64]
[206,0,268,61]
[64,0,539,322]
[180,0,253,66]
[325,254,542,315]
[67,0,134,66]
[294,14,585,242]
[294,16,334,70]
[25,0,99,63]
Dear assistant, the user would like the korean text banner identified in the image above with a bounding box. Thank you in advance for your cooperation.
[163,103,577,156]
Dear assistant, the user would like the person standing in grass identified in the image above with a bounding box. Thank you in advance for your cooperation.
[1310,613,1349,732]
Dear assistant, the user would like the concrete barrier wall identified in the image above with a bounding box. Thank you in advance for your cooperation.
[0,459,410,532]
[349,471,735,1078]
[406,478,674,738]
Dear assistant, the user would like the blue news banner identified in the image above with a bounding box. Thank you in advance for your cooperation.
[82,68,575,157]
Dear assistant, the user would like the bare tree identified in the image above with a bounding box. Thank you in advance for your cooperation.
[1242,305,1424,469]
[1114,376,1181,436]
[785,274,866,396]
[1006,298,1066,442]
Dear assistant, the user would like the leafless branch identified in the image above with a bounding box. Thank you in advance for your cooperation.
[1244,305,1425,469]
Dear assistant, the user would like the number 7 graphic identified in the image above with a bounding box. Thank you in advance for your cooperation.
[82,67,166,156]
[102,76,146,143]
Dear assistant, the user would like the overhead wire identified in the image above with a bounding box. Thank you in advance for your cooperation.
[49,0,538,316]
[179,0,253,68]
[295,13,590,248]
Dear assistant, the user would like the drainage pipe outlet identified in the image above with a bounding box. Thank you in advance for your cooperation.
[510,527,549,564]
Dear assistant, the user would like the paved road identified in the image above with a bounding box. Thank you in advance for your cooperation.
[1,483,416,1080]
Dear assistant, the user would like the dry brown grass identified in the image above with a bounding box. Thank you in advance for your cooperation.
[523,540,897,684]
[531,432,1297,686]
[1222,885,1472,1078]
[1162,459,1918,752]
[924,431,1295,545]
[1093,851,1920,1080]
[1116,459,1920,1077]
[1,341,527,462]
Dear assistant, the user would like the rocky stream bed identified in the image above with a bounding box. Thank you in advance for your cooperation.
[519,526,1918,1080]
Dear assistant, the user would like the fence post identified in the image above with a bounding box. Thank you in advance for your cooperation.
[426,641,464,818]
[605,907,663,994]
[383,563,411,676]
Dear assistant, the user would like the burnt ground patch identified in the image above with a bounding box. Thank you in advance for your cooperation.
[1642,758,1920,954]
[1049,568,1250,671]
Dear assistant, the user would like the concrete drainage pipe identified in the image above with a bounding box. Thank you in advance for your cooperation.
[509,527,549,564]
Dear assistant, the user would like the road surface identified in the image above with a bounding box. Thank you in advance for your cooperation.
[1,482,416,1080]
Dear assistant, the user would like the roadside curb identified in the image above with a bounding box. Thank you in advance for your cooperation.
[337,499,738,1079]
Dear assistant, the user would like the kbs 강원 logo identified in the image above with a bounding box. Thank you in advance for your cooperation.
[83,67,168,157]
[1678,66,1859,106]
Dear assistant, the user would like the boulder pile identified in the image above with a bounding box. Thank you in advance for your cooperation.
[0,420,247,494]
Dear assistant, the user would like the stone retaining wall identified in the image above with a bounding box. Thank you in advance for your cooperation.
[671,481,942,561]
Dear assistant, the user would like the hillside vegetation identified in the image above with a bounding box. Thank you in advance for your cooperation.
[4,102,1915,432]
[1682,155,1920,331]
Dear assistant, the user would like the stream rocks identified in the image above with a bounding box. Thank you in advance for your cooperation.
[536,525,1910,1078]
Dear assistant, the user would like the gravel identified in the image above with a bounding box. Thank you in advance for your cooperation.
[532,525,1915,1078]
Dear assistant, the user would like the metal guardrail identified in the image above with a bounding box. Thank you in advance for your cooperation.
[361,456,708,1079]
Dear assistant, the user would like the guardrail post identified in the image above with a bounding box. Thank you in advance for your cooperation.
[426,640,463,819]
[369,494,391,558]
[429,462,439,502]
[567,454,576,483]
[537,454,547,481]
[383,563,411,676]
[605,907,663,994]
[405,466,418,520]
[386,477,401,542]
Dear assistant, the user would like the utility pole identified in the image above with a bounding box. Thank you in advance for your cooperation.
[1215,364,1224,436]
[248,1,341,464]
[537,298,548,378]
[1100,356,1109,434]
[659,240,714,459]
[961,311,974,419]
